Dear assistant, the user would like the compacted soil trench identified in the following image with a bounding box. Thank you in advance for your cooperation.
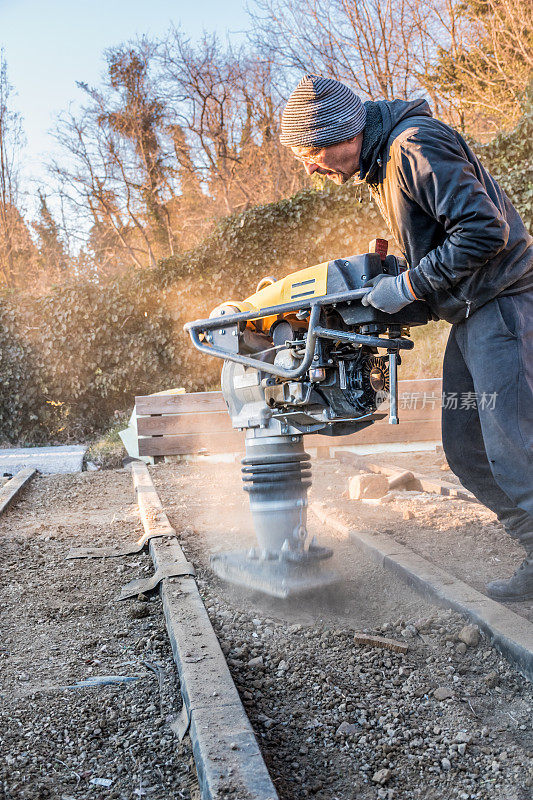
[1,461,532,800]
[153,459,533,800]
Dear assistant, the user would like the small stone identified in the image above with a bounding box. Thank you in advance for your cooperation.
[349,473,389,500]
[336,721,358,736]
[483,671,499,688]
[457,743,467,756]
[458,624,480,647]
[380,493,395,503]
[230,742,238,750]
[128,603,150,619]
[247,656,264,668]
[257,713,275,729]
[441,757,451,771]
[456,642,467,655]
[372,768,392,785]
[433,686,454,701]
[403,509,414,520]
[287,624,302,634]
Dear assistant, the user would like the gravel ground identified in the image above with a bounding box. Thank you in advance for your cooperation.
[204,598,532,800]
[0,471,199,800]
[1,461,532,800]
[151,460,533,800]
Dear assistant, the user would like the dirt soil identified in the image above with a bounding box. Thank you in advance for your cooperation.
[151,459,533,800]
[312,449,533,625]
[0,471,199,800]
[1,458,532,800]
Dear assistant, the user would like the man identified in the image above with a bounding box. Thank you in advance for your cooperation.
[280,74,533,601]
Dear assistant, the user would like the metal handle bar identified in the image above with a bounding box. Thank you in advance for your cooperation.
[188,304,321,379]
[313,326,413,351]
[189,320,413,380]
[183,286,370,334]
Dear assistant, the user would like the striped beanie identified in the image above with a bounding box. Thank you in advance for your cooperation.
[280,74,367,149]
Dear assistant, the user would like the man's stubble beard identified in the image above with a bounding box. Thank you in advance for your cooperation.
[326,172,348,184]
[327,172,361,185]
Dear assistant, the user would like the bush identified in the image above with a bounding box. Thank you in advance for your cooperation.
[0,276,182,443]
[476,94,533,231]
[0,296,49,443]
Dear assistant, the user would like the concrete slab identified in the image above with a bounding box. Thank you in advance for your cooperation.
[0,445,86,475]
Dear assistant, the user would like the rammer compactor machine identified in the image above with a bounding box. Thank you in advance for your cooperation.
[185,239,430,598]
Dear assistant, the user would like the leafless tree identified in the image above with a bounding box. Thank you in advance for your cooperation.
[52,42,179,273]
[158,30,306,215]
[248,0,532,134]
[0,51,32,288]
[52,104,156,270]
[420,0,533,134]
[248,0,435,101]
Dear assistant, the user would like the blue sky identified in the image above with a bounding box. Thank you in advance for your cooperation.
[0,0,251,199]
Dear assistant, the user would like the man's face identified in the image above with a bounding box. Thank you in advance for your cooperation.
[291,135,363,185]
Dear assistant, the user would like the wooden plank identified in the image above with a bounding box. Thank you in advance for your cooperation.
[138,430,245,456]
[135,379,442,417]
[138,402,440,438]
[138,418,441,457]
[135,391,226,416]
[308,419,441,448]
[130,462,278,799]
[137,411,233,437]
[135,377,443,456]
[0,468,36,515]
[138,406,441,439]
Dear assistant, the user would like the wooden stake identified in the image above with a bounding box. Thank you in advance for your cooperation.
[353,633,409,654]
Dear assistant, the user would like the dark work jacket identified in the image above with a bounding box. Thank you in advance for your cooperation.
[362,100,533,323]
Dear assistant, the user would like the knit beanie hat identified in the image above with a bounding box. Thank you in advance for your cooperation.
[280,74,367,149]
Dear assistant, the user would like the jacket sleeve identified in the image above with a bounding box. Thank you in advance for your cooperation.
[395,127,510,299]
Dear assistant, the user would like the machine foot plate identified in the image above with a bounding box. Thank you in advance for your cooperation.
[210,551,339,598]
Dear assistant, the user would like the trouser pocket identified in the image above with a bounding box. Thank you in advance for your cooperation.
[494,296,519,339]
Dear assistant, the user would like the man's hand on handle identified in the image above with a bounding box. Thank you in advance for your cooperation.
[361,272,419,314]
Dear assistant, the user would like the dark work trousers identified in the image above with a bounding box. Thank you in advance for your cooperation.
[442,289,533,551]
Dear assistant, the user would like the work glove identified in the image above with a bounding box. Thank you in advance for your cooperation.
[361,272,417,314]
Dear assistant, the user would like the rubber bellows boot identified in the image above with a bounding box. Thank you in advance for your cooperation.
[486,555,533,602]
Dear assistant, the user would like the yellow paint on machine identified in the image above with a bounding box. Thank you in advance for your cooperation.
[214,261,330,331]
[211,261,329,331]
